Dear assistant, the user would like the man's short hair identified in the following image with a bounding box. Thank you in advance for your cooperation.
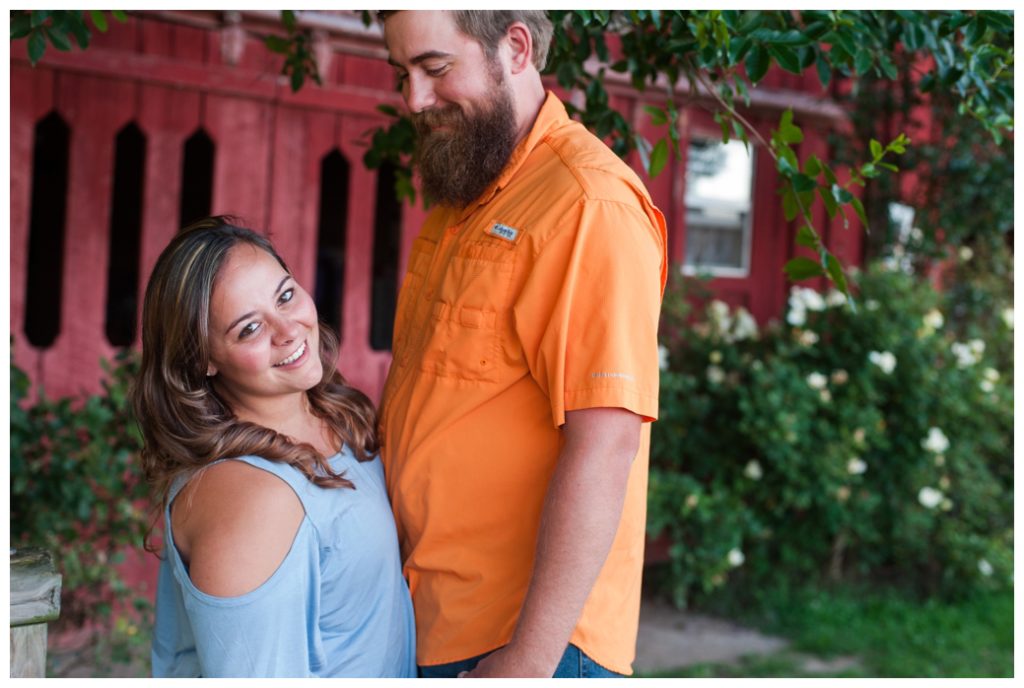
[379,10,554,71]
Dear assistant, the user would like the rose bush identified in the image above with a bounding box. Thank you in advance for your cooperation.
[649,259,1013,607]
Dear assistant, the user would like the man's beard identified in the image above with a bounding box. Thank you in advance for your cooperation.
[412,77,518,209]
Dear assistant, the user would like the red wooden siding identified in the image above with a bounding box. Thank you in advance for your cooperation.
[10,12,859,403]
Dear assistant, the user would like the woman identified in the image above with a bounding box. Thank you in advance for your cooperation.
[133,217,415,677]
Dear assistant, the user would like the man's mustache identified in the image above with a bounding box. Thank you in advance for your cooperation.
[413,106,466,134]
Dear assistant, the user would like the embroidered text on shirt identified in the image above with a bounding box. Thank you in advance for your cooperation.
[488,222,519,242]
[591,372,636,381]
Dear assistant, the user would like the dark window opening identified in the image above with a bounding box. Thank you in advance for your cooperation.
[25,112,71,349]
[314,149,350,338]
[370,163,403,351]
[179,129,214,229]
[105,123,147,348]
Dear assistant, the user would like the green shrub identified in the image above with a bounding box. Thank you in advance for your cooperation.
[650,259,1013,607]
[10,348,152,673]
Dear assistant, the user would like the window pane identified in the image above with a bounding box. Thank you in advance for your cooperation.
[683,138,754,276]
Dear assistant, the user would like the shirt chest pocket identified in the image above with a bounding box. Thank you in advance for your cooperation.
[421,239,517,383]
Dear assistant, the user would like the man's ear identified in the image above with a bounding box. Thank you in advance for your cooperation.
[505,22,534,75]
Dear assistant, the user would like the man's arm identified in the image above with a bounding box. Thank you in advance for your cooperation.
[466,406,641,677]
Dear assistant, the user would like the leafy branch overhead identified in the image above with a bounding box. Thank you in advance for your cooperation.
[11,10,1013,295]
[10,10,127,65]
[359,10,1012,296]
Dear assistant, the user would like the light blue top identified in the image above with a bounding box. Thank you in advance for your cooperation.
[150,448,416,678]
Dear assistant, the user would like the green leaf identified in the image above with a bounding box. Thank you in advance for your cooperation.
[824,252,849,294]
[777,109,804,145]
[795,225,819,250]
[644,105,668,126]
[281,9,297,31]
[854,48,873,76]
[792,173,817,193]
[832,184,854,204]
[265,35,290,53]
[69,18,90,49]
[869,139,883,159]
[376,104,400,118]
[804,155,822,177]
[27,29,46,65]
[649,138,669,178]
[89,10,108,32]
[781,186,798,221]
[111,10,128,22]
[11,12,33,38]
[768,44,801,74]
[31,10,52,28]
[45,25,72,51]
[816,55,832,88]
[850,195,869,229]
[729,37,752,65]
[860,162,878,178]
[746,45,770,83]
[783,257,826,281]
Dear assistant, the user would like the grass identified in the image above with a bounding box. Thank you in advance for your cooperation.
[645,584,1014,678]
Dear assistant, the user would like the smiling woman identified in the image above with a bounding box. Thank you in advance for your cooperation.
[130,216,416,678]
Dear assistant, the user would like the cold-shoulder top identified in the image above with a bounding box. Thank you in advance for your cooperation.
[150,448,416,677]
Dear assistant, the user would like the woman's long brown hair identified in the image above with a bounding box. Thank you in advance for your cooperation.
[132,217,379,553]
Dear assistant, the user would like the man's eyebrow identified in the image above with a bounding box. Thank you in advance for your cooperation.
[388,50,454,68]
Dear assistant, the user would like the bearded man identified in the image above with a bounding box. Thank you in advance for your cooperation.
[377,10,668,678]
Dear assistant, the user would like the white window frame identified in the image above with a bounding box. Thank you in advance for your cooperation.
[681,138,757,279]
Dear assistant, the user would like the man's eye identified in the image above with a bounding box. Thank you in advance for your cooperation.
[426,66,448,77]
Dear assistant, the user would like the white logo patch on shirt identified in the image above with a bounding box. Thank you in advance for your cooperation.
[488,222,519,242]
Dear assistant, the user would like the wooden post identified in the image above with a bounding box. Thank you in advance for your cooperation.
[10,548,62,678]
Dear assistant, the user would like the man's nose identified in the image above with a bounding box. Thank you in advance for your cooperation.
[405,72,437,114]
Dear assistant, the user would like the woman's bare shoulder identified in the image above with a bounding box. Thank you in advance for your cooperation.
[172,459,306,597]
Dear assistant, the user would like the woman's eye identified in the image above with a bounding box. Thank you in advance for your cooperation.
[279,288,294,305]
[239,322,260,339]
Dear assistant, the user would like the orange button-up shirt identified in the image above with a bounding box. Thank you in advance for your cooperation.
[380,92,667,675]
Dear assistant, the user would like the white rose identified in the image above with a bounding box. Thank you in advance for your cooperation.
[866,299,880,311]
[744,460,763,481]
[1001,307,1013,330]
[831,369,849,385]
[801,288,826,312]
[951,342,977,368]
[922,309,944,331]
[847,458,867,475]
[787,306,807,327]
[853,428,867,447]
[980,379,995,394]
[658,345,670,371]
[983,368,1000,383]
[797,329,820,346]
[806,372,828,390]
[727,548,745,567]
[836,486,851,502]
[959,246,974,261]
[922,427,950,454]
[826,289,847,308]
[978,559,994,577]
[706,365,725,385]
[820,389,832,403]
[918,486,944,509]
[685,494,700,509]
[709,350,723,364]
[868,351,897,374]
[733,308,759,341]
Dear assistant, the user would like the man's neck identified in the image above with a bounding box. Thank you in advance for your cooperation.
[513,78,548,146]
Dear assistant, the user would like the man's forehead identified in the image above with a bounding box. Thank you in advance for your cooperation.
[383,10,474,64]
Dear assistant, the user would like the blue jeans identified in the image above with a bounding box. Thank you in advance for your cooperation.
[418,644,623,678]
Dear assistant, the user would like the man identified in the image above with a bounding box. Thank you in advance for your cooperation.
[378,10,667,678]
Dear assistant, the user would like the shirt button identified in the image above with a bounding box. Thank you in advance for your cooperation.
[448,226,458,234]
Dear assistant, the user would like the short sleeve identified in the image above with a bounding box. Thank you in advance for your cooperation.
[514,197,666,427]
[180,522,324,677]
